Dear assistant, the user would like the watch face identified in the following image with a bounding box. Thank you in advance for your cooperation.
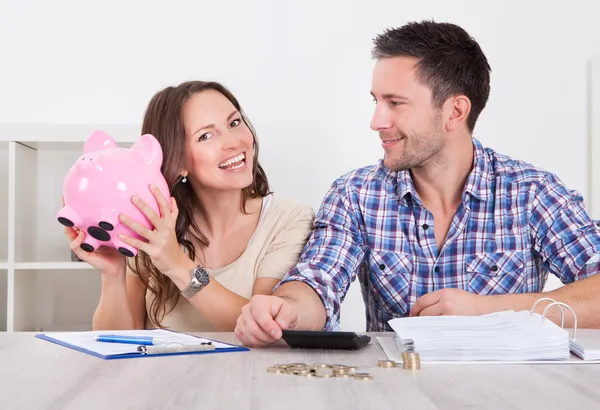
[192,266,209,286]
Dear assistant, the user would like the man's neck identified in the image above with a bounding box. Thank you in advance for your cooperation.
[411,135,474,214]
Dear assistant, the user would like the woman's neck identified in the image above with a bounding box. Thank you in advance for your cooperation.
[192,189,261,238]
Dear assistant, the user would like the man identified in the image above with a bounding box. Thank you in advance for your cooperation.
[234,20,600,347]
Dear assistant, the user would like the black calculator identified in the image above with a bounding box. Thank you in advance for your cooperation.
[281,330,371,350]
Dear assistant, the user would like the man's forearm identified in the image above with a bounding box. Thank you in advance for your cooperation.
[274,281,327,331]
[486,274,600,328]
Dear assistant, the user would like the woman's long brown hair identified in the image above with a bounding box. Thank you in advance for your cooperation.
[130,81,270,327]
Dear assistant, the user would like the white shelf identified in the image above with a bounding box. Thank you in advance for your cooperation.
[0,124,138,332]
[14,262,96,271]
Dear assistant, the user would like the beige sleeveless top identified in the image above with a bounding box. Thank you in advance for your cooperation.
[129,194,315,332]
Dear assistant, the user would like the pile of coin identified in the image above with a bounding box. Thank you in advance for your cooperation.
[401,343,421,370]
[266,363,373,380]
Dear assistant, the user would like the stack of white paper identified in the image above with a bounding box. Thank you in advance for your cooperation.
[569,329,600,360]
[388,310,570,361]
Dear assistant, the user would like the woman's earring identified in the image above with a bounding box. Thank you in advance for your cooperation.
[182,176,187,183]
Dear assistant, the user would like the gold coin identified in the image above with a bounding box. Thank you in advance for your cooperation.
[314,368,334,378]
[267,366,284,374]
[335,373,353,378]
[377,360,397,368]
[401,352,421,369]
[353,373,373,380]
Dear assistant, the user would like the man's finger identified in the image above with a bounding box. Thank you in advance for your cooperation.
[253,302,283,339]
[243,312,277,345]
[411,292,441,316]
[417,303,444,316]
[272,300,298,335]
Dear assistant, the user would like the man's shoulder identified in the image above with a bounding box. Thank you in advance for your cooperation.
[483,145,560,187]
[332,163,386,191]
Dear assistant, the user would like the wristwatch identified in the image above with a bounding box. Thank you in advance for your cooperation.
[180,265,210,299]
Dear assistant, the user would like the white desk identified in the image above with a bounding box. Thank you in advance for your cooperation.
[0,332,599,409]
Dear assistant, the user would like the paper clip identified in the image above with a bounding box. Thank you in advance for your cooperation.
[137,342,216,354]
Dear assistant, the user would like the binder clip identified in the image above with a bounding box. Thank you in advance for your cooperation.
[530,297,578,339]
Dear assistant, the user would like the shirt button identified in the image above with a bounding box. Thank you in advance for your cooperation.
[491,265,498,272]
[422,224,429,230]
[379,264,385,270]
[434,266,440,273]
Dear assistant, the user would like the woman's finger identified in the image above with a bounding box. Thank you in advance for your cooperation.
[119,214,155,241]
[170,196,179,219]
[118,233,150,255]
[150,184,171,220]
[69,230,89,260]
[131,195,163,230]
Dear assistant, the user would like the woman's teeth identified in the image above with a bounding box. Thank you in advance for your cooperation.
[218,153,246,169]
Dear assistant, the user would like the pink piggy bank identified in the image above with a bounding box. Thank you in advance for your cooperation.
[57,130,170,257]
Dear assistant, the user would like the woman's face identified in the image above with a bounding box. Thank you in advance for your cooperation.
[182,89,254,192]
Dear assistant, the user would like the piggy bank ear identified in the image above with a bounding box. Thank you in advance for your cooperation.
[131,134,163,166]
[83,130,118,153]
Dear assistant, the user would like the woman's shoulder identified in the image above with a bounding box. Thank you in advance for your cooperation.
[263,193,315,224]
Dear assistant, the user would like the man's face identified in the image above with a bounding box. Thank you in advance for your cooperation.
[370,56,445,172]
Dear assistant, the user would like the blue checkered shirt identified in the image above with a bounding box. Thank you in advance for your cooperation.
[277,138,600,331]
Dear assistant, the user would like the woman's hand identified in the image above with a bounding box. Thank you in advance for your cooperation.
[65,227,127,277]
[118,184,189,277]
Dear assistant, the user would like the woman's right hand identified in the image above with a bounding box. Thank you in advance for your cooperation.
[65,227,127,278]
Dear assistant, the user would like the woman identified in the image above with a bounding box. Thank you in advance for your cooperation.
[64,81,315,332]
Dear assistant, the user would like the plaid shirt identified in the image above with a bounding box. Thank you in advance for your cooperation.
[277,138,600,331]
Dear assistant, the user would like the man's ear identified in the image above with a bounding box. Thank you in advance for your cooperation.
[445,95,471,132]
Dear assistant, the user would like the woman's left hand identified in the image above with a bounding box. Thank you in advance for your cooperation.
[118,184,188,277]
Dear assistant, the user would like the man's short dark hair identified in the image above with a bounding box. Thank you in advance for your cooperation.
[372,20,491,132]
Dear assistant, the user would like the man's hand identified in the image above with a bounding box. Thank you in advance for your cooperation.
[234,295,299,347]
[411,288,490,317]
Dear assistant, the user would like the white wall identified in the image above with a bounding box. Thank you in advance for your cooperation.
[1,0,599,331]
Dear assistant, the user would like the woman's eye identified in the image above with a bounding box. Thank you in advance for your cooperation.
[230,118,241,128]
[198,132,213,142]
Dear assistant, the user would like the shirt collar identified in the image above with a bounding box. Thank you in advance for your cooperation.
[463,138,493,202]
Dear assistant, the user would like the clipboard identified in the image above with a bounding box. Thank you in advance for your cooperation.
[35,328,249,360]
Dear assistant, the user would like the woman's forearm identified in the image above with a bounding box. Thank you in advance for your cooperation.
[167,259,249,331]
[92,275,137,330]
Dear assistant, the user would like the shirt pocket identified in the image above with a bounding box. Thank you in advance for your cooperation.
[368,250,413,315]
[465,251,526,295]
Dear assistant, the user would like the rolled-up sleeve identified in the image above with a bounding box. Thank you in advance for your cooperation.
[274,179,366,330]
[530,175,600,283]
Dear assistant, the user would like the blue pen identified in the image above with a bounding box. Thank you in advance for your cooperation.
[95,334,167,346]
